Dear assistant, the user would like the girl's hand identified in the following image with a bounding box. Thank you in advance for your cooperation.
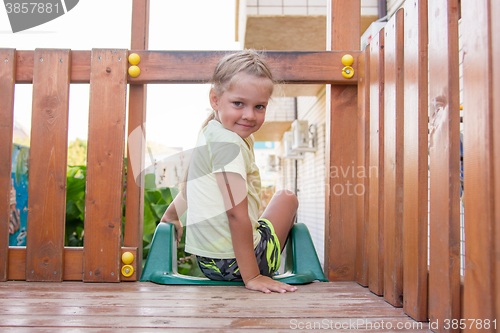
[245,274,298,294]
[160,212,183,246]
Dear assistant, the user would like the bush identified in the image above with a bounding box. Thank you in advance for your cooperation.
[64,167,202,276]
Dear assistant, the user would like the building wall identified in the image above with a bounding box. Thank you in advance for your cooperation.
[266,96,296,122]
[387,0,404,16]
[275,88,327,267]
[245,0,379,16]
[296,90,327,267]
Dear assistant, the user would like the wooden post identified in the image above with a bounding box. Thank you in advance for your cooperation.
[124,0,150,280]
[356,46,370,286]
[324,0,360,282]
[462,0,499,325]
[0,49,16,282]
[368,31,385,296]
[383,9,404,307]
[427,0,461,329]
[26,49,71,282]
[83,49,128,282]
[402,0,428,322]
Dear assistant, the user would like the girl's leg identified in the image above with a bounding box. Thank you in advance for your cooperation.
[260,189,298,252]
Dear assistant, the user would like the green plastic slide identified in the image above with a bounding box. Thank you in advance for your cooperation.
[140,222,327,285]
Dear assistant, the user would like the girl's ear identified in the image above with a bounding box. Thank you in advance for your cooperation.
[209,89,219,111]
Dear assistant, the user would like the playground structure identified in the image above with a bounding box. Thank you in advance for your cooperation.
[0,0,498,330]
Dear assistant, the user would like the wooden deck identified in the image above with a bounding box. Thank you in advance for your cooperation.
[0,281,430,332]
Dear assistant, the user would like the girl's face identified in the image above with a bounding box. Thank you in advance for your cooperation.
[210,72,272,139]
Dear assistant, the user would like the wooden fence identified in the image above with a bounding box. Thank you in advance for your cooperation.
[356,0,499,328]
[0,0,498,330]
[0,49,356,283]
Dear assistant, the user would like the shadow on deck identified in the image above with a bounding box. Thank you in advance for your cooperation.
[0,281,430,332]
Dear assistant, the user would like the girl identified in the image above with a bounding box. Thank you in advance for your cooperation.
[161,50,298,294]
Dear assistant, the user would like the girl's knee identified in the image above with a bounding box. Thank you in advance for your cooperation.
[275,189,299,210]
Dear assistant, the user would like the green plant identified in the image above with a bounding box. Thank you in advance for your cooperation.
[65,165,86,246]
[68,139,87,166]
[142,174,202,277]
[63,164,201,276]
[13,144,29,186]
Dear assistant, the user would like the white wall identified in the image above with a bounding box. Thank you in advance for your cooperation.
[275,88,327,267]
[295,90,327,267]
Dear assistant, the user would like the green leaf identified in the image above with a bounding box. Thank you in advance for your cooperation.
[159,187,174,205]
[143,202,157,236]
[144,189,164,205]
[144,173,156,189]
[151,204,169,221]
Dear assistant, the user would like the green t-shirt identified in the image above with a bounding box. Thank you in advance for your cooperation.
[185,120,262,259]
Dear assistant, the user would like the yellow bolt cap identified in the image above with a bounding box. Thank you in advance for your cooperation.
[342,54,354,66]
[122,251,134,265]
[121,264,134,277]
[342,66,354,79]
[128,65,140,78]
[128,53,141,65]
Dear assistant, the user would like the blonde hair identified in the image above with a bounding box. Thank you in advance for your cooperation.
[200,49,274,129]
[180,50,274,200]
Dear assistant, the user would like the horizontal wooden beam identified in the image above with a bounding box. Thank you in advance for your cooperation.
[15,50,360,85]
[7,247,137,281]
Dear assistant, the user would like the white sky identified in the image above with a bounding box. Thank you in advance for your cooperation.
[1,0,240,150]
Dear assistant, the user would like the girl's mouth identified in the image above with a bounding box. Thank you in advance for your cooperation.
[237,123,254,129]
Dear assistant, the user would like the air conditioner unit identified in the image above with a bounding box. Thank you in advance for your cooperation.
[266,154,278,171]
[291,120,317,153]
[282,131,305,159]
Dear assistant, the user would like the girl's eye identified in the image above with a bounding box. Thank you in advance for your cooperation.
[233,102,243,107]
[256,105,266,110]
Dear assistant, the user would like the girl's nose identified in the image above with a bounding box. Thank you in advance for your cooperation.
[242,107,256,120]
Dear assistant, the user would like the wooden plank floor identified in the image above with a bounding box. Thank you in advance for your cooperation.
[0,281,430,332]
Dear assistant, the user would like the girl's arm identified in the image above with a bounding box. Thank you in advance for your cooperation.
[215,171,296,293]
[160,193,187,246]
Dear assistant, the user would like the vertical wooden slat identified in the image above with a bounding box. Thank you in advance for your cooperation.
[26,49,70,282]
[84,49,127,282]
[427,0,461,329]
[368,30,385,296]
[493,1,500,325]
[462,0,498,325]
[124,0,150,279]
[383,9,404,307]
[0,49,16,282]
[356,47,370,286]
[324,0,360,282]
[403,0,428,321]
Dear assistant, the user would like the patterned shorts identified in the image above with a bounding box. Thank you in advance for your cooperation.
[196,219,281,282]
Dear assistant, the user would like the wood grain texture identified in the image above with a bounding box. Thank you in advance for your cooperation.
[493,0,500,325]
[0,281,431,331]
[462,0,498,325]
[83,49,128,282]
[402,0,428,321]
[356,47,370,287]
[383,10,404,308]
[7,247,136,281]
[123,0,150,278]
[15,50,90,84]
[130,0,149,51]
[7,247,25,280]
[128,51,359,84]
[368,31,385,296]
[119,247,138,282]
[26,49,70,282]
[427,0,461,329]
[15,50,359,85]
[0,49,15,282]
[324,0,361,282]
